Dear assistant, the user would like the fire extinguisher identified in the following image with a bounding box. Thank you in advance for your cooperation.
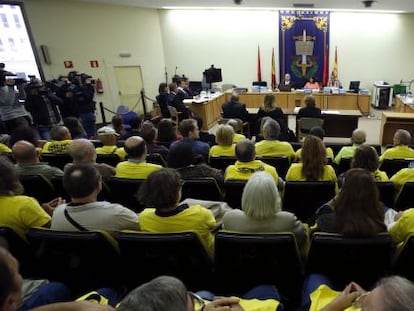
[96,78,104,94]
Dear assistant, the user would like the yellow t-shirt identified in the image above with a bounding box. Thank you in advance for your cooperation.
[0,143,11,153]
[0,195,51,239]
[295,147,334,161]
[309,285,360,311]
[233,133,246,143]
[390,167,414,195]
[379,145,414,162]
[115,161,162,179]
[225,160,279,184]
[41,140,72,154]
[389,208,414,245]
[96,145,126,160]
[139,204,216,257]
[285,163,337,182]
[209,144,236,158]
[255,140,296,160]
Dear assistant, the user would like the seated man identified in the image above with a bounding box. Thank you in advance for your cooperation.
[41,126,72,154]
[66,139,115,180]
[171,119,210,161]
[115,136,162,179]
[225,139,279,185]
[297,95,322,119]
[380,129,414,162]
[119,116,142,141]
[52,164,139,236]
[168,82,191,120]
[95,126,126,160]
[222,92,251,123]
[12,140,63,180]
[334,128,366,165]
[255,119,295,161]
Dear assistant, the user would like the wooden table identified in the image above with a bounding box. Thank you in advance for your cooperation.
[380,112,414,145]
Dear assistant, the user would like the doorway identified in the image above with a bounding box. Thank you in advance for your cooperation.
[113,66,145,114]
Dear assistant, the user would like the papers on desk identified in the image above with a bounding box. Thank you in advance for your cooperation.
[293,107,301,114]
[322,110,340,114]
[183,98,208,105]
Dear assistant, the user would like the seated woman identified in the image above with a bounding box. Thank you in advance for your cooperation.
[304,76,320,90]
[137,168,217,257]
[63,117,87,140]
[286,135,337,185]
[168,142,223,189]
[338,144,389,187]
[256,94,289,141]
[295,126,334,161]
[140,121,169,160]
[222,171,308,255]
[208,124,235,159]
[315,168,387,236]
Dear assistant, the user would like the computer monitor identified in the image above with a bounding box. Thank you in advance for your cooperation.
[349,81,360,93]
[252,81,267,87]
[188,81,203,94]
[204,66,222,83]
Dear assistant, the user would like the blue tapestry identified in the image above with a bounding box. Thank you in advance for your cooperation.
[279,11,330,87]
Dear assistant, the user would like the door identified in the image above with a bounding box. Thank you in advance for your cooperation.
[113,66,145,114]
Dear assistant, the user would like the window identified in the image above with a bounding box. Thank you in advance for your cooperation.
[1,13,8,27]
[13,14,20,28]
[0,39,4,51]
[8,37,15,51]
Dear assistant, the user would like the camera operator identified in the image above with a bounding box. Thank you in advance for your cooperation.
[72,73,96,139]
[0,72,31,134]
[25,78,63,140]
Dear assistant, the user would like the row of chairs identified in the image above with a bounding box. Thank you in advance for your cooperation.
[3,226,412,305]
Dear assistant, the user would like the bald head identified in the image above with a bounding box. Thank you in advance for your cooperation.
[394,129,412,146]
[68,139,96,163]
[124,136,146,159]
[12,140,38,164]
[351,129,366,145]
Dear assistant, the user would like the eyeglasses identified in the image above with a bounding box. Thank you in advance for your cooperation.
[353,291,371,309]
[188,291,205,311]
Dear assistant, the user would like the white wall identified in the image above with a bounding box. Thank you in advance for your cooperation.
[22,0,166,121]
[160,10,414,92]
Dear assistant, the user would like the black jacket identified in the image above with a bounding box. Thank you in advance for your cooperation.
[221,101,250,122]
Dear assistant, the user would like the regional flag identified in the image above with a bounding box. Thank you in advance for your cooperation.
[257,45,262,82]
[271,48,276,90]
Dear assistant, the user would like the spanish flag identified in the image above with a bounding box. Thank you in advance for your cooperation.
[257,45,262,82]
[271,48,276,90]
[331,46,338,80]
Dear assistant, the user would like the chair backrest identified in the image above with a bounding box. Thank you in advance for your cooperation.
[376,181,395,209]
[117,231,213,289]
[393,234,414,282]
[337,157,353,175]
[394,182,414,211]
[26,228,120,292]
[19,174,57,204]
[40,153,72,170]
[105,178,145,213]
[324,143,351,157]
[379,158,414,178]
[297,118,324,141]
[209,156,237,172]
[214,231,303,299]
[181,177,224,201]
[146,153,166,167]
[223,180,246,209]
[283,181,336,224]
[0,227,35,277]
[96,154,121,167]
[257,156,290,179]
[306,232,394,288]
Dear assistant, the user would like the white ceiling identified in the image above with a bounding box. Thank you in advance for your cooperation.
[73,0,414,13]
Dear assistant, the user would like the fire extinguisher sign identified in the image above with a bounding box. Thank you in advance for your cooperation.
[90,60,99,68]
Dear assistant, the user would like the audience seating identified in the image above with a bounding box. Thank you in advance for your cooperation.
[336,157,352,175]
[209,156,237,172]
[26,228,120,294]
[104,178,145,212]
[394,182,414,211]
[376,181,395,209]
[296,118,323,141]
[117,231,213,290]
[96,154,121,167]
[40,153,72,170]
[289,142,302,151]
[0,227,36,277]
[19,174,58,204]
[223,180,246,209]
[181,177,224,201]
[306,232,394,289]
[219,117,250,138]
[257,156,290,179]
[393,234,414,282]
[146,153,166,167]
[283,181,336,224]
[379,158,414,178]
[214,231,304,304]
